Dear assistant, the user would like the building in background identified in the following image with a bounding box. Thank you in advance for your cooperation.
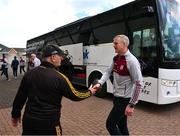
[0,44,26,64]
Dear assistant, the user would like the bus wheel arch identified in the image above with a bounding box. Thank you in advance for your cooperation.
[88,71,107,98]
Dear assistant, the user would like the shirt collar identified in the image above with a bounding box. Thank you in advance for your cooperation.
[118,49,130,57]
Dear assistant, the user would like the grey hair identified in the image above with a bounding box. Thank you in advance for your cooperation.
[114,35,129,47]
[31,53,36,57]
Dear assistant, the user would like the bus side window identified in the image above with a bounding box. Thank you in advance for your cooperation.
[132,31,141,57]
[141,28,157,76]
[142,28,156,58]
[132,28,157,77]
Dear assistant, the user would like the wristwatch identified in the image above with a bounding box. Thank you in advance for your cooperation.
[92,80,99,86]
[129,103,135,108]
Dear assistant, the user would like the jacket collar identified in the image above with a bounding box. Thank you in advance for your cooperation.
[41,61,57,69]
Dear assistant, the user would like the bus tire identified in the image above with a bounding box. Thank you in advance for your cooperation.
[88,73,107,98]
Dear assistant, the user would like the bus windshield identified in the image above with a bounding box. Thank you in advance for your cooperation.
[160,0,180,60]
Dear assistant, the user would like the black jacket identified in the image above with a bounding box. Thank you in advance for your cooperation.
[11,59,19,68]
[11,61,91,121]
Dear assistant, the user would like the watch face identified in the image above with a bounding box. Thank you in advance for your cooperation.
[92,80,99,86]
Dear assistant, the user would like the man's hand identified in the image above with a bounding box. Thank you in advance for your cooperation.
[125,105,134,116]
[89,83,101,94]
[11,117,21,127]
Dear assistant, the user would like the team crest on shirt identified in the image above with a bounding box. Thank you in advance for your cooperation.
[120,65,124,70]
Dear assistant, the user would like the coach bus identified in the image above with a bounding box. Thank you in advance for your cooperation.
[26,0,180,104]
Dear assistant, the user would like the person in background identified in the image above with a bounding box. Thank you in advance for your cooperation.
[31,53,41,67]
[27,57,34,71]
[1,54,9,81]
[91,35,143,135]
[11,56,19,79]
[0,54,5,76]
[19,56,26,74]
[11,44,94,135]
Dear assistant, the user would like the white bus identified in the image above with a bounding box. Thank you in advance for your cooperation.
[26,0,180,104]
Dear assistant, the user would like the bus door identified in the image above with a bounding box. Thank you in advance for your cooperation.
[131,28,158,104]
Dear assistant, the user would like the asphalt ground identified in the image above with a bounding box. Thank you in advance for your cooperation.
[0,70,180,135]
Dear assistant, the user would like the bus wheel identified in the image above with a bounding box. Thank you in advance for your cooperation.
[89,74,107,98]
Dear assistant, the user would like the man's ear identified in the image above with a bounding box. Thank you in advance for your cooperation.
[49,55,54,62]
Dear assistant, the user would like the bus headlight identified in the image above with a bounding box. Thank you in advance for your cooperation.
[161,79,176,87]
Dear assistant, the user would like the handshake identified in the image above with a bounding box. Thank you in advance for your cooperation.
[88,80,102,94]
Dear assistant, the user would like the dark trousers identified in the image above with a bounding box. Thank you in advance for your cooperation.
[3,68,9,80]
[1,71,3,76]
[12,67,18,77]
[22,115,62,135]
[106,97,130,136]
[20,66,25,74]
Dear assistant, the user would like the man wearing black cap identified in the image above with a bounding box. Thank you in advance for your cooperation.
[11,44,93,135]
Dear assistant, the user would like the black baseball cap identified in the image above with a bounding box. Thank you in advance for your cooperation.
[42,44,65,58]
